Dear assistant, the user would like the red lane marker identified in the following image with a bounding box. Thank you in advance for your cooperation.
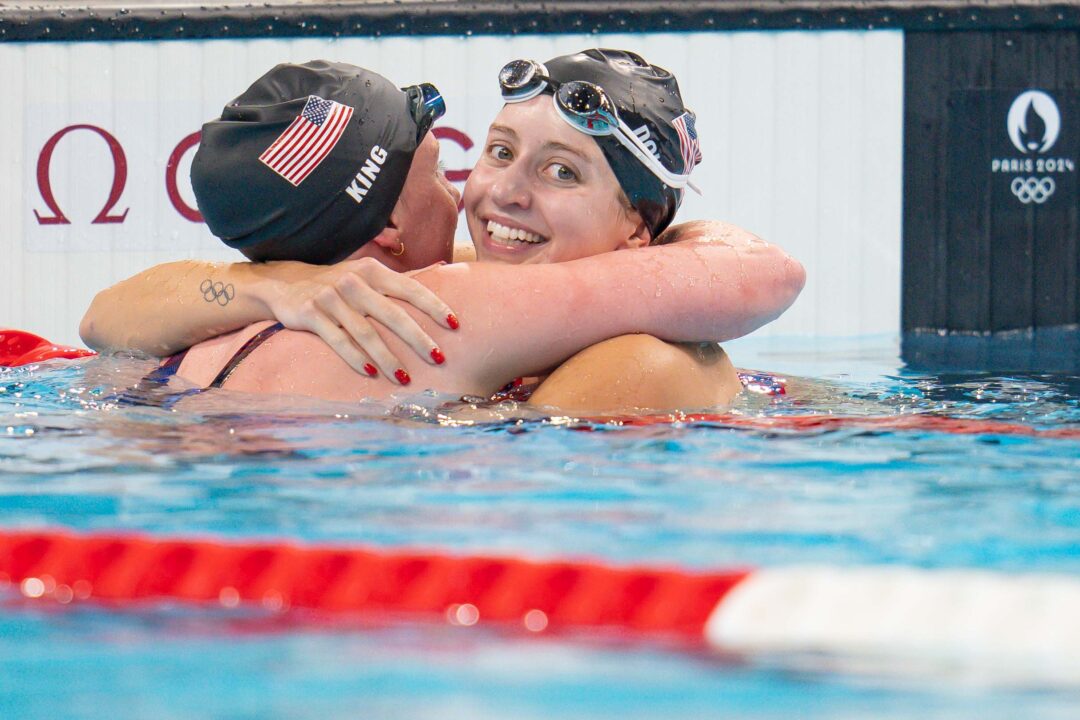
[605,412,1080,439]
[0,329,95,367]
[0,529,751,637]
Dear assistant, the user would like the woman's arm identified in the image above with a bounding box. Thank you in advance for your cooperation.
[80,260,269,355]
[79,258,458,377]
[409,235,804,393]
[204,235,803,401]
[517,220,785,414]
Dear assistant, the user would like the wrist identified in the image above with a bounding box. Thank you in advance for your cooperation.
[245,261,304,320]
[245,260,320,321]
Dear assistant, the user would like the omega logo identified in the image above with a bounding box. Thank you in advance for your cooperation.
[32,124,475,225]
[34,125,131,225]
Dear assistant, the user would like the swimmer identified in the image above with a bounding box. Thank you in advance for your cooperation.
[81,55,803,411]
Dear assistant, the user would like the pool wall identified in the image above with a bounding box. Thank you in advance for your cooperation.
[903,28,1079,335]
[1,1,1077,353]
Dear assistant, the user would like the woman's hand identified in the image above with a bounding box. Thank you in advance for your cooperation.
[256,258,460,381]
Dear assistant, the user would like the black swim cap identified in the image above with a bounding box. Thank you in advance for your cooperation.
[191,60,432,264]
[543,49,701,238]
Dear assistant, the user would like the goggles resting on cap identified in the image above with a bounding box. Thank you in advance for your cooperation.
[499,59,700,194]
[404,82,446,142]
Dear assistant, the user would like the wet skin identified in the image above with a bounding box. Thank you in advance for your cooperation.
[464,96,650,265]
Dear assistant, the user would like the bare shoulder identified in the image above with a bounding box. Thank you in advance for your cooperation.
[451,245,477,263]
[176,321,278,387]
[221,329,375,400]
[654,219,763,247]
[528,334,742,415]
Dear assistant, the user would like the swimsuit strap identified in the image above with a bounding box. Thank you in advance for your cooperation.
[488,376,539,403]
[112,349,195,408]
[209,322,285,389]
[146,349,189,383]
[123,348,189,394]
[738,370,787,396]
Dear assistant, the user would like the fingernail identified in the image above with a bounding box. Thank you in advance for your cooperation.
[446,313,460,330]
[394,369,411,385]
[430,348,446,365]
[364,363,378,377]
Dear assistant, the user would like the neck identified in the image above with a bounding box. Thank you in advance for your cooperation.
[345,243,408,272]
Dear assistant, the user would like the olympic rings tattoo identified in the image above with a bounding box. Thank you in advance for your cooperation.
[200,279,236,306]
[1010,176,1056,205]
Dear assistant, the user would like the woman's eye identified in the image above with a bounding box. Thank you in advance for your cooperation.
[547,163,578,182]
[488,143,513,161]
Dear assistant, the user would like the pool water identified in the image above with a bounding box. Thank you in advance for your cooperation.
[2,335,1079,718]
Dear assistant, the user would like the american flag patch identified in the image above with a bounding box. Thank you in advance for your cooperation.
[259,95,354,186]
[671,111,703,174]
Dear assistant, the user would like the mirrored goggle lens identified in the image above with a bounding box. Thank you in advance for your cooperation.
[556,82,616,132]
[417,82,446,122]
[499,59,542,91]
[405,83,445,141]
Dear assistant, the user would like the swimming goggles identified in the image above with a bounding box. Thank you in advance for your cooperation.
[404,82,446,142]
[498,59,699,193]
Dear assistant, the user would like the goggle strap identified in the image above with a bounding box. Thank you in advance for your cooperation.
[498,62,701,195]
[550,92,694,190]
[612,127,696,191]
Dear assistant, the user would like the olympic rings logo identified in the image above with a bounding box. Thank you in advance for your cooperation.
[1010,176,1056,204]
[200,279,236,306]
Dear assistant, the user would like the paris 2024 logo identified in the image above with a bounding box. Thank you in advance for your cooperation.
[991,90,1075,205]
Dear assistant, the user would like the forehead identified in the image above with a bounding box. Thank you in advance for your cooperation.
[490,96,604,160]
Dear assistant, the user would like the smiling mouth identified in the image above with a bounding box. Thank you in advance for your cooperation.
[486,220,548,246]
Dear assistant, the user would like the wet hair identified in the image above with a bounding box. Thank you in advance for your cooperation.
[542,49,701,238]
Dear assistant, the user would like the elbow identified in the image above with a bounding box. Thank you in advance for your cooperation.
[782,254,807,308]
[762,242,805,312]
[79,298,104,351]
[726,249,806,339]
[761,251,805,324]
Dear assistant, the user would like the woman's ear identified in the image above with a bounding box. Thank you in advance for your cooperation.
[370,199,407,250]
[617,212,652,250]
[368,224,402,253]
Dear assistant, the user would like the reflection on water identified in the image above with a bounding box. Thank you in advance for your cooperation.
[2,338,1080,717]
[2,345,1078,565]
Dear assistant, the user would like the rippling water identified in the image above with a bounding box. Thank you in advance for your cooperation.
[1,336,1079,718]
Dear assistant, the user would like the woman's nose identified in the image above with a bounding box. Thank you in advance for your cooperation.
[489,166,531,209]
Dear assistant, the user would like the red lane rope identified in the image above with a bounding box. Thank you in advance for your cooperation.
[0,529,750,637]
[605,412,1080,439]
[0,329,95,367]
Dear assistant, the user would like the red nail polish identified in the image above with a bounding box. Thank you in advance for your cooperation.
[364,363,378,377]
[430,348,445,365]
[446,313,460,330]
[395,369,411,385]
